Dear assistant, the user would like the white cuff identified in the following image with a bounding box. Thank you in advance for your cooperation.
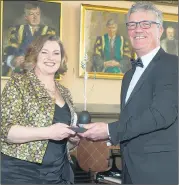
[106,124,112,146]
[6,55,15,68]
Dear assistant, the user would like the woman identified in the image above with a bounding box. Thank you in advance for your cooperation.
[1,35,80,184]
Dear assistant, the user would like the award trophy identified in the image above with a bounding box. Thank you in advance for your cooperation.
[78,54,91,125]
[70,54,91,133]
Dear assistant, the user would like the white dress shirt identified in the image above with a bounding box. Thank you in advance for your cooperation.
[109,36,116,48]
[125,46,160,103]
[107,46,160,144]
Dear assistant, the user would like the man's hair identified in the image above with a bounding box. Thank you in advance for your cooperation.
[22,34,68,75]
[106,19,117,27]
[126,1,163,26]
[166,26,175,31]
[24,2,40,16]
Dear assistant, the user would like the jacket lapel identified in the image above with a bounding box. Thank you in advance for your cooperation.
[123,48,164,109]
[121,67,136,110]
[26,70,49,99]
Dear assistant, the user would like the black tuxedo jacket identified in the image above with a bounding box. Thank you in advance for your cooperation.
[109,48,178,184]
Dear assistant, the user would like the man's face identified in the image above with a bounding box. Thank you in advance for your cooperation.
[127,11,163,56]
[25,7,41,26]
[166,27,175,40]
[107,24,118,37]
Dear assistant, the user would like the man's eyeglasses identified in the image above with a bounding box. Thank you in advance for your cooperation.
[126,20,160,30]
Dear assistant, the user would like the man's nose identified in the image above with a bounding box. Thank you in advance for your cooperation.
[135,24,143,32]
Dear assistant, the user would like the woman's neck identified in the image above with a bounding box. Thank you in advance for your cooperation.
[34,69,56,89]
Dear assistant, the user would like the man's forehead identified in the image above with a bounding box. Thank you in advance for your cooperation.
[28,7,40,13]
[108,24,117,28]
[129,10,156,20]
[167,27,174,32]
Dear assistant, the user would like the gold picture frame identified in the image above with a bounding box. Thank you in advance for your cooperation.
[128,1,178,6]
[0,0,62,80]
[160,13,178,56]
[79,4,132,80]
[79,4,178,80]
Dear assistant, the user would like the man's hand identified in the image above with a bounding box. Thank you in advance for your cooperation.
[69,134,81,145]
[13,56,25,67]
[78,122,109,141]
[104,60,120,67]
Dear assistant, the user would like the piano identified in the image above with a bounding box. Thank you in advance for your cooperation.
[95,148,122,184]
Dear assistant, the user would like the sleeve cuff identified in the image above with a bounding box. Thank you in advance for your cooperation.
[106,124,112,146]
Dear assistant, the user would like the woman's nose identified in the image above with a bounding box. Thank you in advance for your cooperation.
[47,54,53,60]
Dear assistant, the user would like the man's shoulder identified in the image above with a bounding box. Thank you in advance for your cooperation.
[158,51,178,71]
[162,52,178,63]
[160,38,167,43]
[40,24,56,34]
[116,34,123,38]
[96,35,103,39]
[174,39,178,43]
[8,24,25,31]
[40,24,55,30]
[122,67,133,80]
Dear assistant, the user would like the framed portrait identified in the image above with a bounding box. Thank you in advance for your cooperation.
[0,0,61,79]
[128,0,178,6]
[160,13,178,56]
[79,4,133,80]
[79,4,178,80]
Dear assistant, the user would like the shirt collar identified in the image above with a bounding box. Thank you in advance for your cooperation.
[108,35,116,40]
[28,25,39,33]
[140,46,160,69]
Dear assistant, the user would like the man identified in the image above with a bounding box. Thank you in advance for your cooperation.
[2,2,56,76]
[161,26,178,56]
[79,2,178,184]
[93,19,131,73]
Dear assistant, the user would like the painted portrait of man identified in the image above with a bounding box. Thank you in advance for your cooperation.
[80,5,133,79]
[93,18,131,73]
[1,1,61,77]
[161,24,178,56]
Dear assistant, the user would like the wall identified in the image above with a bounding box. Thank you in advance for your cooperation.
[1,1,178,112]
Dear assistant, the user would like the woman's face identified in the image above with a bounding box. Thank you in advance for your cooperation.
[35,40,61,76]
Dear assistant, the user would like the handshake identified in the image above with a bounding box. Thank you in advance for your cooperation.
[69,122,109,141]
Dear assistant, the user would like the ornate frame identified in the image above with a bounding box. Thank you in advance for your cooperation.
[79,3,178,80]
[0,0,62,80]
[79,4,132,80]
[129,1,178,6]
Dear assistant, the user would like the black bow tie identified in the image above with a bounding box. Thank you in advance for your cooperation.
[131,58,144,68]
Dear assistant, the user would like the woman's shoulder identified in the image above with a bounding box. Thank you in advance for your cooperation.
[8,73,28,86]
[56,82,73,101]
[56,82,71,94]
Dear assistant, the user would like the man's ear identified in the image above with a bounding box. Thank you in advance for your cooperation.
[24,16,28,21]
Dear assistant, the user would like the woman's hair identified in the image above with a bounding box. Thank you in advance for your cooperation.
[22,34,68,75]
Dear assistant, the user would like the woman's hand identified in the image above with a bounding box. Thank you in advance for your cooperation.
[48,123,76,141]
[69,134,81,145]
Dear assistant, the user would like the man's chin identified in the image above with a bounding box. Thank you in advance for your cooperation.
[30,23,40,26]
